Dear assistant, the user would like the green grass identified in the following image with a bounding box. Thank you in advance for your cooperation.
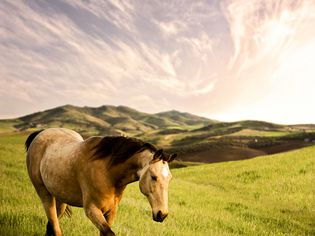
[0,134,314,235]
[227,129,291,137]
[0,120,20,134]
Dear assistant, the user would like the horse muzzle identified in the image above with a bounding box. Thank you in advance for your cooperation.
[153,210,168,222]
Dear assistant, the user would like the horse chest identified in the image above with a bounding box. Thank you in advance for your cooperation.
[98,194,121,214]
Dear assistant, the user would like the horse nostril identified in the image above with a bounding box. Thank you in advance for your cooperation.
[157,210,162,220]
[156,210,168,222]
[153,210,168,222]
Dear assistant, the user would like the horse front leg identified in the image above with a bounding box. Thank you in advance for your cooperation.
[84,204,115,236]
[104,205,117,227]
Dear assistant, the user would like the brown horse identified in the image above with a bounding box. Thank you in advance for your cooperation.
[25,128,176,236]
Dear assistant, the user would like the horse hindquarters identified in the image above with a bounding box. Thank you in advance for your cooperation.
[26,132,63,236]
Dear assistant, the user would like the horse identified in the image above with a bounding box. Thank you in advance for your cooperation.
[25,128,177,236]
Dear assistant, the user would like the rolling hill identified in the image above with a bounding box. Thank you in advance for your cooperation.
[0,104,314,163]
[4,105,214,136]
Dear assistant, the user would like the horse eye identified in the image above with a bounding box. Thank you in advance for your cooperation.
[151,176,157,181]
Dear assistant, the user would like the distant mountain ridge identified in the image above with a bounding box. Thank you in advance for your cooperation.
[1,104,314,164]
[8,104,215,136]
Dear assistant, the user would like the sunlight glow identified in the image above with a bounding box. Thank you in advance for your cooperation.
[219,0,315,124]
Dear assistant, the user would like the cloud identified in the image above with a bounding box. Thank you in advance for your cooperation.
[156,20,187,36]
[0,0,222,119]
[67,0,136,33]
[214,0,315,123]
[178,32,216,62]
[126,94,172,113]
[2,0,313,124]
[223,0,315,72]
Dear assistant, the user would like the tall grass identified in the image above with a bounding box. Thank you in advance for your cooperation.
[0,134,314,235]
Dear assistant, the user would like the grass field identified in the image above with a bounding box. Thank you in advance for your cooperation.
[0,134,314,235]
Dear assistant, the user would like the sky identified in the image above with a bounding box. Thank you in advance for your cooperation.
[1,0,315,124]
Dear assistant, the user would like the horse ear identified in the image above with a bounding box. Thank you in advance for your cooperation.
[153,149,163,160]
[168,153,177,163]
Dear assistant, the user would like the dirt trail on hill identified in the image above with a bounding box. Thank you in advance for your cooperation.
[179,146,265,163]
[259,141,312,154]
[179,141,313,163]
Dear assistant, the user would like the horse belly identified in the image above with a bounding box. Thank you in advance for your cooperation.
[40,147,83,207]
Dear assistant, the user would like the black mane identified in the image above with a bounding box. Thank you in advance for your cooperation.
[91,136,157,166]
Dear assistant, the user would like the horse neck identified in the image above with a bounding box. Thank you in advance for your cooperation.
[110,152,151,188]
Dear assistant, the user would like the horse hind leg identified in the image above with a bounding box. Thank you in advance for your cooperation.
[45,221,54,236]
[36,187,62,236]
[45,200,69,236]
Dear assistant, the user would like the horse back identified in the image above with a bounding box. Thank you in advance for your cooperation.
[26,128,83,167]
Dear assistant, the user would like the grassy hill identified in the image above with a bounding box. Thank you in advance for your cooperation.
[0,104,315,163]
[0,134,314,235]
[0,105,214,136]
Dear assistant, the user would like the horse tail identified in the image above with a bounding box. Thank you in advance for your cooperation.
[25,130,44,151]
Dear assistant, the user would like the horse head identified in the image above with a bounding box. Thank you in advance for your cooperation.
[138,149,177,222]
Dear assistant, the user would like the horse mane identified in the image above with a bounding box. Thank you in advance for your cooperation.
[91,136,157,166]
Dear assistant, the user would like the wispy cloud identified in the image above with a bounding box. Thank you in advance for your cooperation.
[1,0,314,123]
[223,0,315,72]
[218,0,315,123]
[67,0,136,33]
[0,0,221,118]
[156,20,187,36]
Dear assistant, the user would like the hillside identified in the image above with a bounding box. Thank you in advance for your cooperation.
[0,104,315,163]
[1,105,213,136]
[0,134,313,235]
